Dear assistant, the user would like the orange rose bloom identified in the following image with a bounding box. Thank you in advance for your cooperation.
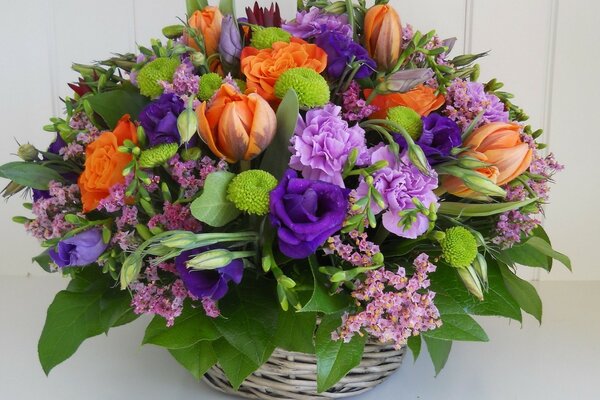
[364,5,402,71]
[240,38,328,102]
[442,122,533,198]
[196,84,276,163]
[365,84,445,119]
[78,115,137,213]
[186,6,223,56]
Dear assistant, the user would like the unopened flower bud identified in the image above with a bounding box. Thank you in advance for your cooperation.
[186,249,234,270]
[17,144,38,161]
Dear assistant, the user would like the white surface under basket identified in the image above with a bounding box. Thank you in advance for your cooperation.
[203,343,406,399]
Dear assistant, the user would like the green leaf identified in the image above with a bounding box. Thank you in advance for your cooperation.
[438,198,537,217]
[99,290,136,333]
[315,313,366,393]
[186,0,208,16]
[275,309,317,354]
[86,89,149,129]
[143,302,221,349]
[423,336,452,376]
[190,171,240,227]
[407,335,422,361]
[38,290,104,375]
[219,0,235,15]
[300,256,351,314]
[502,234,571,271]
[498,263,543,323]
[213,278,279,365]
[0,162,64,190]
[423,294,489,342]
[212,338,260,390]
[259,89,299,178]
[169,340,217,380]
[32,250,54,273]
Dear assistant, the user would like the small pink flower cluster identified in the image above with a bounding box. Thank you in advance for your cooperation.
[168,154,227,198]
[148,202,201,232]
[341,81,377,121]
[325,230,381,267]
[25,181,81,240]
[333,253,442,349]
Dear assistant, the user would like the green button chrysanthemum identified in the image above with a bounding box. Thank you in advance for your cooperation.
[138,143,179,168]
[250,27,291,50]
[440,226,478,268]
[137,58,180,98]
[227,170,278,216]
[386,106,423,140]
[198,73,223,101]
[274,67,330,108]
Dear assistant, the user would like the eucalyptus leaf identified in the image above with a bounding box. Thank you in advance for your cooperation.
[190,171,240,227]
[0,162,64,190]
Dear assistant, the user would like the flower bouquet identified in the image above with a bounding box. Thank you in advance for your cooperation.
[1,0,571,397]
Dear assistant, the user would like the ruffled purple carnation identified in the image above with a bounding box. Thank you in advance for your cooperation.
[283,7,352,39]
[315,31,376,79]
[269,169,349,259]
[394,113,462,164]
[356,145,438,239]
[139,93,185,147]
[175,247,244,300]
[444,79,509,130]
[290,104,368,187]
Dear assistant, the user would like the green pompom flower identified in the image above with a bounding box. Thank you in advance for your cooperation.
[440,226,478,268]
[198,73,223,101]
[227,170,278,216]
[386,106,423,141]
[137,58,180,98]
[250,27,291,50]
[138,143,179,168]
[274,67,330,108]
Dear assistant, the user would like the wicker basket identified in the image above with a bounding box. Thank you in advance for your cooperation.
[203,343,406,399]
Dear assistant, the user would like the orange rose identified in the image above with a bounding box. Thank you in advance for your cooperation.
[365,84,445,119]
[78,115,137,212]
[240,38,327,102]
[186,6,223,56]
[196,84,276,163]
[442,122,533,198]
[364,5,402,71]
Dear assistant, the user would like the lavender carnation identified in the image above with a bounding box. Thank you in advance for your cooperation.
[283,7,351,39]
[444,79,509,130]
[289,104,368,187]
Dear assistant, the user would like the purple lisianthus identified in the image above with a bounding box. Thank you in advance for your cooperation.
[315,31,376,79]
[48,228,108,267]
[175,247,243,300]
[269,169,349,259]
[394,113,462,164]
[283,7,351,39]
[290,104,368,187]
[139,93,184,147]
[356,145,438,239]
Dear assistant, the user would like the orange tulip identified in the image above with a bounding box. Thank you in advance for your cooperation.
[442,122,533,198]
[78,115,137,212]
[196,84,276,163]
[364,4,402,71]
[365,84,445,119]
[186,6,223,56]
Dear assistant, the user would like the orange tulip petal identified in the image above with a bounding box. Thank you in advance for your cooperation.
[196,101,226,160]
[218,103,250,162]
[246,93,277,160]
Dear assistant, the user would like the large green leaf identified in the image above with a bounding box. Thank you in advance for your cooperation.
[423,294,489,342]
[0,162,64,190]
[498,263,543,323]
[315,313,366,393]
[438,198,537,217]
[501,230,571,271]
[190,171,240,227]
[300,256,351,314]
[275,309,317,354]
[143,302,221,349]
[187,0,209,16]
[212,338,260,390]
[38,290,104,375]
[169,340,217,380]
[86,89,149,129]
[32,250,54,273]
[423,336,452,376]
[259,89,299,178]
[407,335,422,361]
[213,278,279,365]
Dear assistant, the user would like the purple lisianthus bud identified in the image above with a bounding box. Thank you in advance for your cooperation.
[139,93,185,147]
[175,247,244,300]
[382,68,434,93]
[314,31,376,79]
[394,113,462,164]
[269,169,349,259]
[47,134,67,155]
[219,15,242,67]
[49,228,108,267]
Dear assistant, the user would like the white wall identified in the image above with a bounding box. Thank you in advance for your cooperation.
[0,0,597,281]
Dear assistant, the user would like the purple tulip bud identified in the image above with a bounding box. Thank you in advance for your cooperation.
[219,15,242,67]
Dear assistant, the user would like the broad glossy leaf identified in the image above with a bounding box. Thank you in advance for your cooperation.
[407,335,422,361]
[503,234,571,271]
[424,294,489,342]
[212,338,259,390]
[190,171,240,227]
[423,336,452,376]
[0,162,64,190]
[498,263,543,323]
[300,256,351,314]
[86,89,149,129]
[315,313,366,393]
[169,340,217,380]
[275,309,317,354]
[32,250,54,273]
[438,198,537,217]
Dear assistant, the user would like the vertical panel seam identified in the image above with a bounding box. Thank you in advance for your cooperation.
[463,0,474,54]
[131,0,138,50]
[46,0,59,117]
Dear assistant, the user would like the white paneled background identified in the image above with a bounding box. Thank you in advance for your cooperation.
[0,1,598,399]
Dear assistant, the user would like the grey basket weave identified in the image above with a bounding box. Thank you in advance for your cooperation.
[203,343,406,399]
